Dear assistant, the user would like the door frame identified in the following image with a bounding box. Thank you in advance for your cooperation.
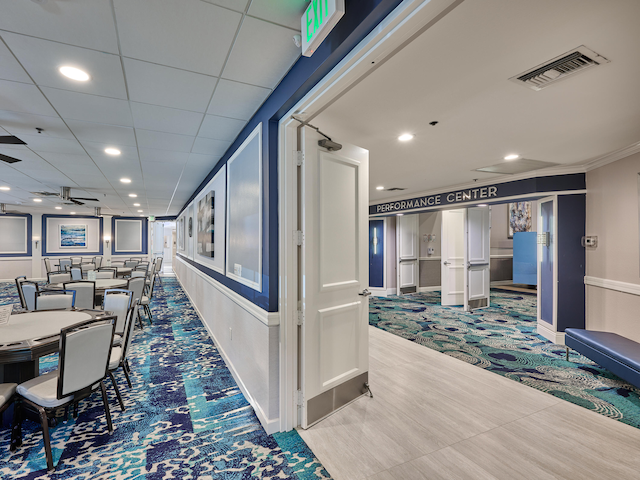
[277,0,468,431]
[536,195,559,343]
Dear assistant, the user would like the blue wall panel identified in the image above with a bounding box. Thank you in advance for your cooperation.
[513,232,537,285]
[369,220,384,288]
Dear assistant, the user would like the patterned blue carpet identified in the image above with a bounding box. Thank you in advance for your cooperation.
[370,289,640,430]
[0,277,331,479]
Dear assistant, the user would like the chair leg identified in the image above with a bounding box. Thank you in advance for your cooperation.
[100,381,113,433]
[73,401,78,418]
[37,405,54,471]
[108,371,126,412]
[136,309,144,329]
[122,364,133,389]
[125,359,132,373]
[10,400,22,451]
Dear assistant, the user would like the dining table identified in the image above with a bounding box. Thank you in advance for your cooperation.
[0,309,114,384]
[49,278,128,293]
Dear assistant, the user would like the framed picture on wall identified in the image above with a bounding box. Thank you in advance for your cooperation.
[177,217,184,250]
[197,191,215,257]
[508,202,532,239]
[59,224,87,248]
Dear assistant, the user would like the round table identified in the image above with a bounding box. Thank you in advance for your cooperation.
[49,278,128,292]
[0,309,111,383]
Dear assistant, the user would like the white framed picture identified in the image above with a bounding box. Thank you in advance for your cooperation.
[59,224,87,248]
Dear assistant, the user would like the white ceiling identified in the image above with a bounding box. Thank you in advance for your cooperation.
[314,0,640,202]
[0,0,305,216]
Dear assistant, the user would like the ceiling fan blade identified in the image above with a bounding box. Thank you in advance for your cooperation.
[0,153,22,164]
[70,197,99,202]
[69,198,85,205]
[0,135,26,145]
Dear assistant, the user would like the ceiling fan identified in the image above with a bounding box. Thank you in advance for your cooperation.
[0,135,27,164]
[32,186,100,206]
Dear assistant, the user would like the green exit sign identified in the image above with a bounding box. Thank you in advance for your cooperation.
[301,0,345,57]
[149,215,155,222]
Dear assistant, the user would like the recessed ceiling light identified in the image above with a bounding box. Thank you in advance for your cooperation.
[70,211,76,215]
[133,203,140,207]
[477,204,488,207]
[105,148,121,156]
[0,186,10,191]
[120,178,131,183]
[398,133,414,142]
[137,209,143,213]
[33,198,42,202]
[59,66,90,82]
[504,154,519,161]
[55,206,62,210]
[128,193,137,198]
[376,186,384,190]
[397,213,404,216]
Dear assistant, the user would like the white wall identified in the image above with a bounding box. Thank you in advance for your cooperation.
[174,257,280,433]
[586,152,640,341]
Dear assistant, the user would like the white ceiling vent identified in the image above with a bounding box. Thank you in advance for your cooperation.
[475,159,558,175]
[510,46,609,91]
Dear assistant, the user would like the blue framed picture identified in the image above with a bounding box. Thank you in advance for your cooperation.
[60,224,87,248]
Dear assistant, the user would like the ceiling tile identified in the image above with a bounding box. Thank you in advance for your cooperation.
[0,80,57,116]
[248,0,306,30]
[207,79,270,120]
[0,0,119,53]
[201,0,250,13]
[139,148,190,165]
[0,110,73,139]
[0,38,31,83]
[191,137,231,156]
[222,16,300,88]
[130,102,203,136]
[186,152,223,167]
[198,114,246,142]
[113,0,241,76]
[81,141,139,163]
[123,58,217,113]
[136,129,194,153]
[2,33,127,100]
[8,134,86,155]
[41,88,133,126]
[66,120,136,147]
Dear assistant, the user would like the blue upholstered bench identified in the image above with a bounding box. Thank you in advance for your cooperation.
[565,328,640,389]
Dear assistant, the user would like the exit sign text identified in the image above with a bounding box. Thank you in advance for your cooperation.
[301,0,345,57]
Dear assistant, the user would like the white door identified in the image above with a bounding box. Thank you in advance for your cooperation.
[465,206,491,311]
[441,209,465,305]
[396,214,418,295]
[300,126,370,429]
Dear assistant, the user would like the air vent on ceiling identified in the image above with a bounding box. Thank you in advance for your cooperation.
[0,153,22,164]
[385,187,406,191]
[475,159,558,175]
[510,46,609,91]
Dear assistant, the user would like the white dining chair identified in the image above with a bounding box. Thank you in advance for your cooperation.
[94,257,102,268]
[70,267,82,281]
[107,304,137,411]
[14,316,115,471]
[95,270,115,279]
[47,272,71,284]
[103,289,133,346]
[17,279,40,311]
[58,259,72,272]
[63,281,96,309]
[126,277,146,329]
[35,290,75,310]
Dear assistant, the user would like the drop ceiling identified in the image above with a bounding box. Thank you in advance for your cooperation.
[0,0,305,216]
[313,0,640,202]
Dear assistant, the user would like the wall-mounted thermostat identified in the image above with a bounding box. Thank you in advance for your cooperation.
[581,236,598,248]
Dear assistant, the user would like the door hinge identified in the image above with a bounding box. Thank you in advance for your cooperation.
[296,150,304,166]
[297,309,304,326]
[296,389,304,406]
[295,230,304,246]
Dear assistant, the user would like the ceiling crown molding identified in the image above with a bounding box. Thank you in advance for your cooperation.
[583,142,640,172]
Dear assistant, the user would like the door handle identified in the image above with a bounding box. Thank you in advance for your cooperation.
[359,289,372,297]
[443,261,451,266]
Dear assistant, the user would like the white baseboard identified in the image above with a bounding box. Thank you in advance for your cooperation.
[173,272,280,434]
[369,287,388,297]
[418,286,441,292]
[584,276,640,297]
[387,288,397,296]
[537,321,565,345]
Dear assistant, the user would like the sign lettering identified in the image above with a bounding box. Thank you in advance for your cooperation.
[302,0,345,57]
[374,186,498,214]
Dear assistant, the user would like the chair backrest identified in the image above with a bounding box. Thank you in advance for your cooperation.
[58,316,115,398]
[59,259,72,271]
[35,290,76,310]
[95,270,115,279]
[124,260,138,268]
[63,281,95,309]
[120,306,138,364]
[154,257,163,274]
[22,281,40,311]
[70,267,82,281]
[48,272,72,284]
[111,261,125,268]
[103,289,133,335]
[147,272,157,298]
[130,270,146,279]
[81,263,96,272]
[93,256,102,268]
[15,276,27,309]
[70,256,82,266]
[127,277,145,306]
[43,257,52,274]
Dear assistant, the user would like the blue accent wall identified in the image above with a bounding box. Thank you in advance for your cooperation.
[42,215,103,256]
[556,194,586,331]
[176,0,405,312]
[111,217,149,256]
[369,220,384,288]
[0,213,32,257]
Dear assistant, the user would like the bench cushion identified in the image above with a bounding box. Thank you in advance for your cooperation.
[565,328,640,389]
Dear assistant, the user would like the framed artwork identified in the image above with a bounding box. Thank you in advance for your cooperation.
[178,217,184,250]
[197,191,215,257]
[508,202,532,239]
[60,224,87,248]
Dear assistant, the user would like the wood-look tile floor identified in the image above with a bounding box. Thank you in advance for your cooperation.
[298,326,640,480]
